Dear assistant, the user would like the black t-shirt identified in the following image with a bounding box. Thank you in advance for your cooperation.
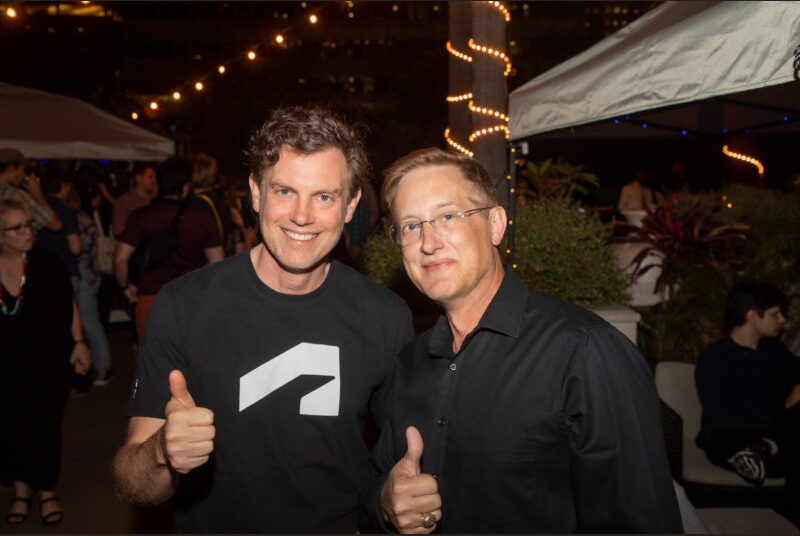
[37,194,80,277]
[127,252,413,533]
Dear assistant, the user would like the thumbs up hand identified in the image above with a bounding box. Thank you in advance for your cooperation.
[160,369,216,474]
[379,426,441,533]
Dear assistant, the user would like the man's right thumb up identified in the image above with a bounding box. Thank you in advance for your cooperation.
[402,426,424,476]
[169,369,196,408]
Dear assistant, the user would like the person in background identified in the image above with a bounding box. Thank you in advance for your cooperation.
[113,157,224,336]
[112,162,157,237]
[71,182,114,386]
[191,152,233,255]
[0,148,61,232]
[695,280,800,521]
[618,167,658,212]
[0,199,91,525]
[36,165,81,282]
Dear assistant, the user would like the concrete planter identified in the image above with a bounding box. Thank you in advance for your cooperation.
[589,304,642,346]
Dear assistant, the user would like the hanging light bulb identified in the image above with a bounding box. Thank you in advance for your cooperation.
[275,34,284,44]
[195,81,204,91]
[247,50,256,60]
[149,101,159,110]
[131,112,139,120]
[309,14,318,24]
[6,7,17,18]
[172,91,181,101]
[218,65,226,74]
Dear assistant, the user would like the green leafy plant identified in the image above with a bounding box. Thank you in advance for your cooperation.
[518,158,599,202]
[512,197,628,306]
[362,229,404,287]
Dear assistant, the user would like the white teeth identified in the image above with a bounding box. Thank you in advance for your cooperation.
[285,230,316,241]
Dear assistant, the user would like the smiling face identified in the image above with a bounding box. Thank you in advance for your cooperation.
[250,146,360,283]
[391,164,506,309]
[0,208,35,255]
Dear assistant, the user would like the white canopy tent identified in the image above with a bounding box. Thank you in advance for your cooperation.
[509,1,800,141]
[0,83,175,160]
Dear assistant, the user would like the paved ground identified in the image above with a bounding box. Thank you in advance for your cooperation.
[0,324,173,533]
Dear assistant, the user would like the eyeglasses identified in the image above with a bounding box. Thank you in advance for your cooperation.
[3,221,36,235]
[389,206,494,246]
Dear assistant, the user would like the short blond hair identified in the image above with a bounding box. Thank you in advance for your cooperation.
[382,148,497,214]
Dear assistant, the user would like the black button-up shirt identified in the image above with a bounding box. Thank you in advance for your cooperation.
[370,269,682,533]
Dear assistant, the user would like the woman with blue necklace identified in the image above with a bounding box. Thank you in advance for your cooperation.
[0,199,91,525]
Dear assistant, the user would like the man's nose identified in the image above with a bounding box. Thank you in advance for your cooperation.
[290,198,313,225]
[419,220,443,254]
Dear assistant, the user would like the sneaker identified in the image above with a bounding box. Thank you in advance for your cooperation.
[727,446,766,486]
[93,369,114,386]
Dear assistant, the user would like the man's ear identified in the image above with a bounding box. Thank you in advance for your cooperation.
[249,174,261,214]
[489,205,508,246]
[344,188,362,224]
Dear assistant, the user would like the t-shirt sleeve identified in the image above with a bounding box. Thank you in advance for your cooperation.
[562,326,683,533]
[118,208,147,248]
[127,286,190,418]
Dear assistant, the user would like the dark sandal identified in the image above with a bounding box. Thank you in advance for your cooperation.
[38,496,63,525]
[5,496,31,524]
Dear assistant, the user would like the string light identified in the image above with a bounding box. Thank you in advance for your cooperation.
[722,145,764,176]
[444,128,474,157]
[485,1,510,22]
[131,112,139,120]
[468,99,509,122]
[194,81,204,91]
[275,34,284,44]
[172,91,181,100]
[247,50,256,60]
[468,38,512,76]
[6,7,17,17]
[309,14,318,24]
[218,65,226,74]
[468,125,510,142]
[446,41,473,63]
[149,101,159,110]
[446,92,473,103]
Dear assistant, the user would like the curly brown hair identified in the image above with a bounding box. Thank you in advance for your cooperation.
[245,106,368,201]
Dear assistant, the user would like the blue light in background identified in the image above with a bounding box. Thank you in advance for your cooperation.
[613,119,619,125]
[642,123,647,129]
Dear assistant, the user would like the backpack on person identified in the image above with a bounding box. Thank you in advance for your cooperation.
[128,202,187,285]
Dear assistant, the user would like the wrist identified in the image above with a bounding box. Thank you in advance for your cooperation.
[74,338,87,345]
[117,281,130,290]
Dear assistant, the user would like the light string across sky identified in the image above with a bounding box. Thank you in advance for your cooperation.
[131,1,408,121]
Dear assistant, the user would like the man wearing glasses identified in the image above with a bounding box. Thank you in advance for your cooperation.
[0,148,62,232]
[367,147,682,533]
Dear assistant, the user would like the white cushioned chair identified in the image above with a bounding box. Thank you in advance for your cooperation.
[655,361,785,488]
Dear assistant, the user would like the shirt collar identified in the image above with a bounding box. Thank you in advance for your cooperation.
[428,266,528,358]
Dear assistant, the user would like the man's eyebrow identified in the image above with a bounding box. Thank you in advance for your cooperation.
[398,202,460,221]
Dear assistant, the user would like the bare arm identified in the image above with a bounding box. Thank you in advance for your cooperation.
[786,385,800,409]
[113,241,139,302]
[67,233,82,256]
[114,370,215,505]
[69,299,91,374]
[204,245,224,264]
[113,417,178,505]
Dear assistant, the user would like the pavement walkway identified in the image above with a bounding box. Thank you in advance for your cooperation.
[1,324,173,534]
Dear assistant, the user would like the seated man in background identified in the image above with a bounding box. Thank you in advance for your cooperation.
[695,280,800,518]
[370,148,682,533]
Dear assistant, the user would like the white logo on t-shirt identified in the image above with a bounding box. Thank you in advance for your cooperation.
[238,342,340,416]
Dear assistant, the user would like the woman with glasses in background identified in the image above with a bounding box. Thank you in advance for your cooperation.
[0,199,91,525]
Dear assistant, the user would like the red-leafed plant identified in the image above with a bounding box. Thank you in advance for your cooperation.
[628,195,750,297]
